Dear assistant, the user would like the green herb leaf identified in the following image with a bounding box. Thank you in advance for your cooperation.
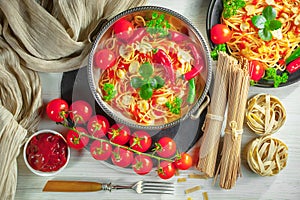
[139,84,153,100]
[139,62,153,79]
[131,77,144,89]
[146,12,170,37]
[222,0,246,18]
[263,68,289,87]
[149,78,157,89]
[262,6,276,21]
[269,20,282,31]
[153,76,165,89]
[210,44,227,60]
[165,97,182,115]
[102,83,117,101]
[251,15,266,29]
[258,28,272,41]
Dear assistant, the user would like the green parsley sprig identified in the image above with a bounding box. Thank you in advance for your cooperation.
[146,12,171,37]
[222,0,246,19]
[263,68,288,88]
[251,6,282,41]
[102,83,117,101]
[165,97,182,115]
[210,44,227,60]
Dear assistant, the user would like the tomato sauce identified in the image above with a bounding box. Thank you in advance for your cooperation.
[26,132,68,172]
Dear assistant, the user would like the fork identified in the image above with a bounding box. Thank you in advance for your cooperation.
[43,180,175,195]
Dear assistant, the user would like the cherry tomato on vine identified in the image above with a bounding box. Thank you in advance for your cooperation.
[107,123,131,145]
[129,131,152,153]
[90,140,112,161]
[174,153,193,170]
[94,49,116,70]
[46,98,69,122]
[157,161,176,180]
[87,115,110,138]
[69,100,93,125]
[156,137,177,158]
[132,155,153,175]
[210,24,232,44]
[248,60,266,81]
[113,18,134,41]
[111,147,134,168]
[66,127,89,150]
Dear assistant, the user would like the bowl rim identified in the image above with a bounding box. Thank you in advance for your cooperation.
[23,129,70,176]
[87,5,212,130]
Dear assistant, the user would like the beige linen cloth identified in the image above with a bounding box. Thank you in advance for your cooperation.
[0,0,147,199]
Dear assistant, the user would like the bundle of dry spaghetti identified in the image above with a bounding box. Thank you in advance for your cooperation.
[196,52,234,177]
[216,57,250,189]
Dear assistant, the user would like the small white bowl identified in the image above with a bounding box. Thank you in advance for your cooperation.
[23,129,70,176]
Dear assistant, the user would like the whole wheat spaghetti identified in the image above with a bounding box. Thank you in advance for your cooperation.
[216,58,250,189]
[197,52,235,177]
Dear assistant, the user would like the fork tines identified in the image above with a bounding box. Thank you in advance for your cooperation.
[142,181,175,195]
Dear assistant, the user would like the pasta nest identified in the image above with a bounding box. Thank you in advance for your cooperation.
[246,136,288,176]
[245,93,286,136]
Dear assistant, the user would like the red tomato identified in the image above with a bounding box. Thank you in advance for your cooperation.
[107,123,131,145]
[157,161,176,180]
[174,153,193,170]
[46,98,69,122]
[69,100,93,125]
[113,18,134,41]
[210,24,232,44]
[87,115,110,138]
[248,60,266,81]
[156,137,177,158]
[132,155,153,175]
[129,131,152,153]
[111,147,134,168]
[66,127,89,150]
[90,140,112,161]
[94,49,116,70]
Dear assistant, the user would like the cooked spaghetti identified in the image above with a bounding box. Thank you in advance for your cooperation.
[93,12,206,125]
[221,0,300,71]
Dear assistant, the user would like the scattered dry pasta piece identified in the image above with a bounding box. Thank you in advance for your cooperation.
[187,197,193,200]
[177,177,187,183]
[188,173,208,179]
[245,94,286,136]
[184,186,201,194]
[202,192,209,200]
[246,136,288,176]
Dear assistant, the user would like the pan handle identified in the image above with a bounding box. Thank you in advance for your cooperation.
[88,18,108,43]
[190,95,210,120]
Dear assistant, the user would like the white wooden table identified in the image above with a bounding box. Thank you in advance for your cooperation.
[16,0,300,199]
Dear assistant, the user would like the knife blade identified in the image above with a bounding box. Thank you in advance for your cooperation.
[43,180,103,192]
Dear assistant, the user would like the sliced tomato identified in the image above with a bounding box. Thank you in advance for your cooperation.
[94,49,116,70]
[248,60,266,81]
[210,24,232,44]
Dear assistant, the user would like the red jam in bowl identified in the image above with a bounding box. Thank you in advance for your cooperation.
[25,132,68,172]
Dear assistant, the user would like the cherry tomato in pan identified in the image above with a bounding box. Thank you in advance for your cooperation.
[87,115,110,138]
[107,123,131,145]
[157,161,176,180]
[248,60,266,81]
[66,127,89,150]
[156,137,177,158]
[113,18,134,41]
[111,147,134,168]
[210,24,232,44]
[69,100,93,125]
[174,153,193,170]
[94,49,116,70]
[132,155,153,175]
[90,140,112,161]
[46,98,69,122]
[129,130,152,153]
